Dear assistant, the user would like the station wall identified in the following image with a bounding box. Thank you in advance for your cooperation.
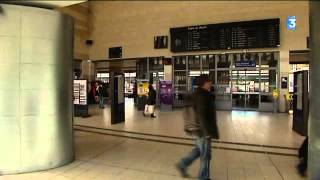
[88,1,309,59]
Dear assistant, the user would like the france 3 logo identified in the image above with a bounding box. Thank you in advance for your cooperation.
[287,16,296,31]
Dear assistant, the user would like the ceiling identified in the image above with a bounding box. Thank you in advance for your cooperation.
[2,1,87,9]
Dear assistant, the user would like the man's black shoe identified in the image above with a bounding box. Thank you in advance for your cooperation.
[175,163,189,178]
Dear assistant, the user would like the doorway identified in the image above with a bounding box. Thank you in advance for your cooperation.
[232,69,260,110]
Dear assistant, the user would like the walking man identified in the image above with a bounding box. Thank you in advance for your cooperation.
[176,74,219,180]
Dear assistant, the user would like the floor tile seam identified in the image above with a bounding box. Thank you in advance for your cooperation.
[109,165,181,178]
[48,160,87,179]
[89,139,128,160]
[256,162,282,180]
[28,172,59,180]
[266,154,285,180]
[75,161,128,178]
[82,159,181,178]
[247,152,271,180]
[67,164,124,180]
[74,124,299,150]
[73,140,128,169]
[53,164,91,179]
[55,174,72,180]
[6,161,85,180]
[60,168,92,179]
[74,128,298,157]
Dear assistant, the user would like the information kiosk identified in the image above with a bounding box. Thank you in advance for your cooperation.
[110,72,125,124]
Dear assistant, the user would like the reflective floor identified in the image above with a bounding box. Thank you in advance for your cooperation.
[1,131,306,180]
[74,98,304,148]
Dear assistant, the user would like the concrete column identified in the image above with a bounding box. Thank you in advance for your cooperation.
[81,60,95,82]
[0,4,74,174]
[279,51,290,113]
[309,1,320,179]
[164,65,172,81]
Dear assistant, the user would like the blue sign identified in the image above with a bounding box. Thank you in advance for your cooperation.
[287,16,296,30]
[235,60,256,68]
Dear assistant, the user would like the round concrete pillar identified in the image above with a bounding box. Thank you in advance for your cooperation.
[309,1,320,179]
[0,4,74,174]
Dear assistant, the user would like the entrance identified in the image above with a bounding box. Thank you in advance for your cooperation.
[232,69,260,110]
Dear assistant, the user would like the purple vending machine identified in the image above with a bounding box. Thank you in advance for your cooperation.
[159,80,173,111]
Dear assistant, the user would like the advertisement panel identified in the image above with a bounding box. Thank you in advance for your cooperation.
[159,80,173,105]
[74,80,87,105]
[137,80,149,96]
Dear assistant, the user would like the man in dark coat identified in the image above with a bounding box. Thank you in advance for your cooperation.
[176,74,219,180]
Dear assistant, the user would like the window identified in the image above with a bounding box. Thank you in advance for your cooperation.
[261,52,278,68]
[217,54,231,68]
[217,71,230,85]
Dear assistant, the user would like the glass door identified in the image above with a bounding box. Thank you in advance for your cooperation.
[232,69,260,110]
[232,70,246,109]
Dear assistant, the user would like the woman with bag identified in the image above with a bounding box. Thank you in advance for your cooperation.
[143,85,157,118]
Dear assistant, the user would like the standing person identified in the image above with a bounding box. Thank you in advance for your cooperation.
[96,82,104,109]
[143,84,157,118]
[176,74,219,180]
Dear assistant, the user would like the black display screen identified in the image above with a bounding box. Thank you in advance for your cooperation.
[170,19,280,52]
[109,47,122,58]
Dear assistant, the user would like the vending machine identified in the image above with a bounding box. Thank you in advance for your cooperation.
[159,80,173,111]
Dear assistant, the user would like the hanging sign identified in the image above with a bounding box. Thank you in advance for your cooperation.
[235,60,256,67]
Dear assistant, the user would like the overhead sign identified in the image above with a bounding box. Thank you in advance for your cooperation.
[235,60,256,68]
[170,18,280,52]
[287,16,296,30]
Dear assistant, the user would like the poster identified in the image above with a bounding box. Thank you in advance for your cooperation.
[159,80,173,105]
[74,80,87,105]
[137,80,149,96]
[74,82,80,104]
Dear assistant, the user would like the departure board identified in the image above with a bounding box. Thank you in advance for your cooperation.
[170,19,280,52]
[187,25,210,51]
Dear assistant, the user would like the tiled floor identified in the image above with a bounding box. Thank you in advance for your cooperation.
[1,131,306,180]
[74,98,304,148]
[1,99,306,179]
